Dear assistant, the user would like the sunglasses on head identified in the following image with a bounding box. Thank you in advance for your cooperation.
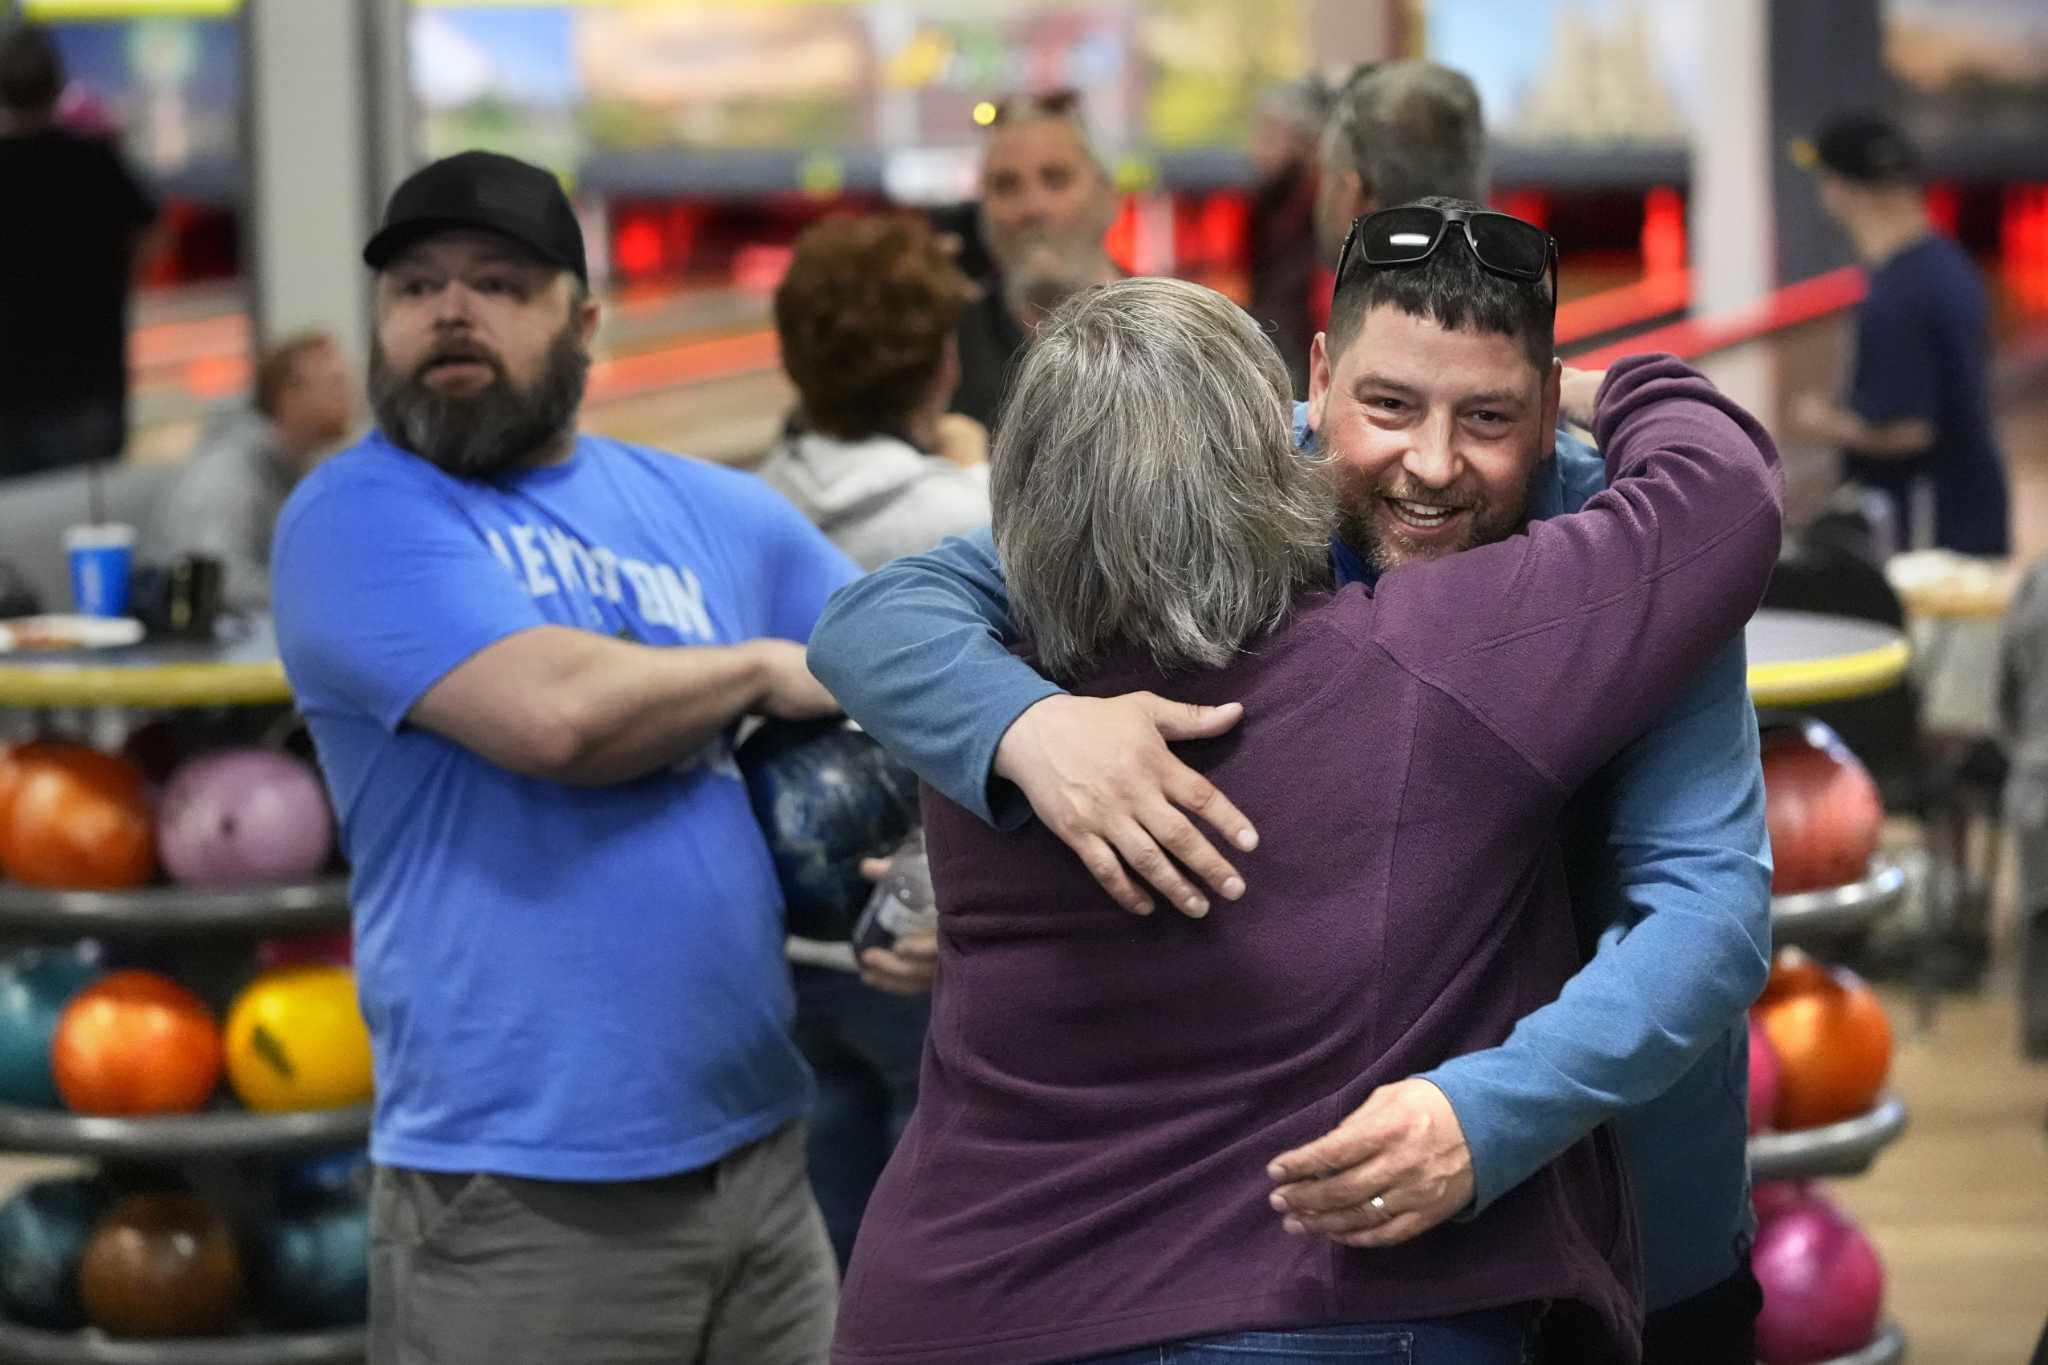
[988,88,1083,125]
[1335,205,1559,328]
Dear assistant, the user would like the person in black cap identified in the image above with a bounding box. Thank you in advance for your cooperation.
[1790,113,2012,558]
[270,150,884,1363]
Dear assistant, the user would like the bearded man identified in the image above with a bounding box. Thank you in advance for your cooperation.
[270,151,861,1365]
[950,92,1124,430]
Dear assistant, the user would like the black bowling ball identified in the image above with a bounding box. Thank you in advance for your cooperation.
[737,720,920,941]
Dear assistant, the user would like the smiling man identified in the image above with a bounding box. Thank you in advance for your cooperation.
[271,151,862,1365]
[810,197,1776,1363]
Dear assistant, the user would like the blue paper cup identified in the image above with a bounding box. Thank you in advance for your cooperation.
[64,524,136,618]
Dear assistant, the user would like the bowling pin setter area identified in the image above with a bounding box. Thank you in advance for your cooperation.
[0,641,366,1363]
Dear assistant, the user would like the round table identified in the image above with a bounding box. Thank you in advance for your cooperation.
[1746,609,1913,708]
[0,623,288,709]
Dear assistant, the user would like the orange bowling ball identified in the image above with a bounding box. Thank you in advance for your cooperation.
[0,742,154,891]
[51,971,223,1116]
[1753,951,1892,1131]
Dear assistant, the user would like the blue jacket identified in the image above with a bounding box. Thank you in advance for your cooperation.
[806,419,1772,1310]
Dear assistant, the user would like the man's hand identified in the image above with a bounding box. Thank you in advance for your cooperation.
[1792,391,1847,442]
[1266,1079,1475,1249]
[1558,366,1606,431]
[750,640,840,720]
[855,857,938,994]
[992,692,1257,918]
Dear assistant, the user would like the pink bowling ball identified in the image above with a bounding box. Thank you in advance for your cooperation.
[1753,1187,1885,1365]
[1748,1013,1782,1133]
[157,749,334,888]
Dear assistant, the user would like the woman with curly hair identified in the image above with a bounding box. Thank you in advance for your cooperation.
[760,214,994,574]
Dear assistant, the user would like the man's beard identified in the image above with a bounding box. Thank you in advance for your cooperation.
[1331,462,1537,573]
[370,322,589,480]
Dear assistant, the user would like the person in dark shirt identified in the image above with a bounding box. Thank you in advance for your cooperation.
[1791,113,2012,557]
[1247,75,1330,399]
[0,23,160,481]
[950,92,1121,431]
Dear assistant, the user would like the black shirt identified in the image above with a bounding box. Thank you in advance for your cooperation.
[950,288,1028,432]
[1844,234,2010,556]
[0,128,156,414]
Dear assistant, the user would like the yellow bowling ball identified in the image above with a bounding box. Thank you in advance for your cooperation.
[223,967,371,1113]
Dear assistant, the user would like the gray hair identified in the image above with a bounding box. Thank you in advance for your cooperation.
[991,278,1334,681]
[1322,60,1487,207]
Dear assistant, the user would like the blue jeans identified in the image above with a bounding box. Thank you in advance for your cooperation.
[789,964,929,1269]
[1075,1309,1533,1364]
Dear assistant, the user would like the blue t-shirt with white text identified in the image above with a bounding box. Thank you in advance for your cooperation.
[271,432,859,1180]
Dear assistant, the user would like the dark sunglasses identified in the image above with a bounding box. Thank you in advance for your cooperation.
[1335,205,1559,328]
[988,88,1082,125]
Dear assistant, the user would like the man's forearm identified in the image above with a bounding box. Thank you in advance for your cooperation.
[808,529,1059,825]
[1809,400,1933,459]
[410,627,778,786]
[550,636,776,784]
[1420,643,1772,1211]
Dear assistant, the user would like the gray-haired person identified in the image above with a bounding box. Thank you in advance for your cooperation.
[1314,60,1487,264]
[827,271,1780,1364]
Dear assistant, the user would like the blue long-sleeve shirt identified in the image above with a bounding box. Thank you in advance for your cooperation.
[808,419,1773,1311]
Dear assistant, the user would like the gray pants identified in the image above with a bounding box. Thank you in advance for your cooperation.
[369,1122,837,1365]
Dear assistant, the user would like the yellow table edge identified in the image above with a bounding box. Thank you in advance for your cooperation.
[1747,639,1913,707]
[0,660,290,708]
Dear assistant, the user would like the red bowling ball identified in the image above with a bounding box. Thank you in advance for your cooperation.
[157,749,334,888]
[1761,729,1884,895]
[1752,1186,1885,1365]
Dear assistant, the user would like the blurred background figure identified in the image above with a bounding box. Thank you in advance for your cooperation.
[1313,60,1486,267]
[761,215,989,570]
[0,22,160,481]
[952,91,1121,430]
[141,331,355,614]
[1790,114,2012,560]
[1247,73,1332,397]
[757,212,989,1270]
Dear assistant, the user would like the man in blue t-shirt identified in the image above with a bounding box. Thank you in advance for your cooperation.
[1791,113,2011,557]
[271,151,860,1364]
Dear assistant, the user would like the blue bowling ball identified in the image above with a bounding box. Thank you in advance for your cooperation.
[737,720,920,941]
[262,1199,368,1328]
[0,945,101,1107]
[278,1147,369,1212]
[0,1176,110,1328]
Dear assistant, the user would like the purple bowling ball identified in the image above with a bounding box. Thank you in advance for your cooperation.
[157,749,334,888]
[1753,1187,1885,1364]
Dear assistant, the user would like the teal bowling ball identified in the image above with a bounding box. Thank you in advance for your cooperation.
[0,946,101,1107]
[0,1176,110,1328]
[262,1200,368,1328]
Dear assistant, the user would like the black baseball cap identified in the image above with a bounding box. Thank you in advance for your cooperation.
[1790,114,1920,184]
[364,150,587,281]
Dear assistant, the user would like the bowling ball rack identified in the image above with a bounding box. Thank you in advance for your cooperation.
[1745,619,1919,1365]
[0,881,350,942]
[1769,859,1908,946]
[0,652,366,1363]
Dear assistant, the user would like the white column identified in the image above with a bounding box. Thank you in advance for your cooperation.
[1688,0,1774,411]
[242,0,385,364]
